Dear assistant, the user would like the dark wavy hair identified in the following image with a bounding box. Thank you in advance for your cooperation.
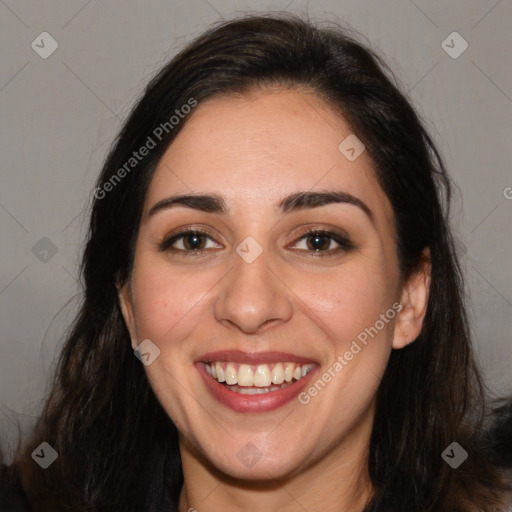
[9,12,511,512]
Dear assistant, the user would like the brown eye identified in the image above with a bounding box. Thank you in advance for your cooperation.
[305,233,333,251]
[291,229,355,255]
[180,232,207,251]
[159,229,221,254]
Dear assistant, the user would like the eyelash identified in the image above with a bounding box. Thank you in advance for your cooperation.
[159,227,355,257]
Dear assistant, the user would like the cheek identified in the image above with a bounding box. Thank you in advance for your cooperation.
[298,261,397,342]
[295,267,395,430]
[130,256,210,343]
[294,260,397,407]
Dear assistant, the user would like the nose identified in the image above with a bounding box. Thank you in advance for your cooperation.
[213,245,294,335]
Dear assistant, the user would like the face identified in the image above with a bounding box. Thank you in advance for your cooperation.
[119,88,430,481]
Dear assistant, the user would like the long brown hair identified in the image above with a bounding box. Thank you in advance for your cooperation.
[11,12,512,511]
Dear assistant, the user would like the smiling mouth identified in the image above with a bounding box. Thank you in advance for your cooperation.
[204,361,315,395]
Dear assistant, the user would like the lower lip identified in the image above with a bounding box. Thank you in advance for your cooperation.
[196,362,317,413]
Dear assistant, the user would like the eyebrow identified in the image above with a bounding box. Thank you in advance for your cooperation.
[147,190,374,223]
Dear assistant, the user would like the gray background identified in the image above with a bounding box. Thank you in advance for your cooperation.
[1,0,511,463]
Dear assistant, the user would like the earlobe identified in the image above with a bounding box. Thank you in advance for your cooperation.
[392,248,431,349]
[117,282,138,349]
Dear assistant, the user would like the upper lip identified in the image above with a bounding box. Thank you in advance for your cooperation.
[196,350,320,365]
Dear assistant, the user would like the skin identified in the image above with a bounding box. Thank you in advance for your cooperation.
[118,87,431,512]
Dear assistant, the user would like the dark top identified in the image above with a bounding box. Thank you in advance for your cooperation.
[0,465,31,512]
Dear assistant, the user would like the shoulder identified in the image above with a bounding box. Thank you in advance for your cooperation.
[0,464,31,511]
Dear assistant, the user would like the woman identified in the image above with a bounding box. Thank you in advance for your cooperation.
[4,12,511,512]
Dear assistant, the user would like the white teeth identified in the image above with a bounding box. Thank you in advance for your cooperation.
[271,363,285,385]
[215,362,225,383]
[284,363,294,382]
[225,363,237,385]
[253,364,271,387]
[228,382,293,395]
[206,361,315,387]
[237,364,254,386]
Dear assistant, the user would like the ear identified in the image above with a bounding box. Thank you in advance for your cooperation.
[392,247,431,349]
[116,281,139,350]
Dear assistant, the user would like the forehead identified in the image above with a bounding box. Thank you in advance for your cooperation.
[145,88,394,229]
